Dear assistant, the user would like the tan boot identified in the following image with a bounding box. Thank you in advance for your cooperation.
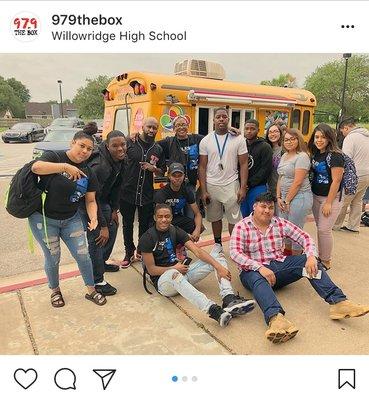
[330,300,369,320]
[320,259,331,270]
[265,313,299,344]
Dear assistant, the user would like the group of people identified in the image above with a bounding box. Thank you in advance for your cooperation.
[27,108,369,344]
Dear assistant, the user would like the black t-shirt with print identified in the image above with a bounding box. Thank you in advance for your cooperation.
[138,225,190,288]
[37,150,98,220]
[158,134,204,186]
[311,151,344,196]
[153,183,195,216]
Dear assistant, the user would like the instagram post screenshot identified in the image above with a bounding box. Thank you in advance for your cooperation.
[0,1,368,398]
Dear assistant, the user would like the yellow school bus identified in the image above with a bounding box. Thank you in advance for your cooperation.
[102,60,317,142]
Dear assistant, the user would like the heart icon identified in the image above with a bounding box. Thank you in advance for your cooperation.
[14,368,38,389]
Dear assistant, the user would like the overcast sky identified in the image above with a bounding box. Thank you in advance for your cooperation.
[0,53,344,102]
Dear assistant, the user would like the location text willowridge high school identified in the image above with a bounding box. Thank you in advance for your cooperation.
[50,13,187,43]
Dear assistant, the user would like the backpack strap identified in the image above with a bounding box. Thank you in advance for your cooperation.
[326,152,344,201]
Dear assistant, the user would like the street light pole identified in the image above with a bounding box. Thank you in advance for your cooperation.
[57,79,64,118]
[339,53,351,121]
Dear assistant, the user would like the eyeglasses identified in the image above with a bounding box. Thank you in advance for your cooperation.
[284,137,297,143]
[174,123,188,128]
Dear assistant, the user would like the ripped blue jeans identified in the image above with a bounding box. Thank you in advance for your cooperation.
[28,211,94,289]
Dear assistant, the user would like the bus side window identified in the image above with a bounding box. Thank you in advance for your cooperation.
[231,110,241,129]
[115,108,131,134]
[198,107,209,135]
[291,109,301,129]
[245,110,254,121]
[302,110,310,135]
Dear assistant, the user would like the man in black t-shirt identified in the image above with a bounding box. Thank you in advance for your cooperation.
[157,116,203,189]
[154,162,203,241]
[157,115,204,218]
[120,117,166,267]
[138,204,255,327]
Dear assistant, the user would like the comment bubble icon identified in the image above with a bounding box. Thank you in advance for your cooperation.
[54,368,77,390]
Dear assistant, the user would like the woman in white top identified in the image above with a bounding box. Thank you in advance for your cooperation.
[276,128,313,255]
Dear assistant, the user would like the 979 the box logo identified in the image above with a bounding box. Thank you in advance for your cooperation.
[11,12,40,42]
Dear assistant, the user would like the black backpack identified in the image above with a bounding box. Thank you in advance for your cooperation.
[5,160,43,218]
[142,225,177,295]
[5,151,60,218]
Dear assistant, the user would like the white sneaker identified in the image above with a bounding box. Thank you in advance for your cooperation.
[212,243,223,254]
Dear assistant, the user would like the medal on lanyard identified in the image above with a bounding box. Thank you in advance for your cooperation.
[215,133,229,171]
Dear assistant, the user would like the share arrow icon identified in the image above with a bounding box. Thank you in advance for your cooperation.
[93,369,116,390]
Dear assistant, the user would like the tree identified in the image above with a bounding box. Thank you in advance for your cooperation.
[0,77,25,117]
[6,77,31,103]
[73,75,111,118]
[260,73,297,88]
[304,55,369,122]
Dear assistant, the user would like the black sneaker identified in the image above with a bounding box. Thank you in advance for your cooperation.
[95,282,117,296]
[222,294,255,316]
[104,264,120,273]
[340,226,359,233]
[208,304,232,327]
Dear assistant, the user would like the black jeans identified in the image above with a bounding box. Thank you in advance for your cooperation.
[79,203,118,284]
[120,200,154,253]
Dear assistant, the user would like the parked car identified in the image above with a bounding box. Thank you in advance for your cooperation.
[32,127,96,159]
[44,117,85,135]
[2,123,45,143]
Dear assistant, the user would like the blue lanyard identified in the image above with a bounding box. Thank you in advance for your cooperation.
[214,133,229,161]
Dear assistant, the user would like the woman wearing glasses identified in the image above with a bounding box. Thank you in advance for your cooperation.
[265,124,283,198]
[276,129,313,255]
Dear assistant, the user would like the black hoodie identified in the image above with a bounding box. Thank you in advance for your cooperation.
[246,137,273,188]
[86,142,125,226]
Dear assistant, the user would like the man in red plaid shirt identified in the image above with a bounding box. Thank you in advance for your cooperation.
[230,192,369,344]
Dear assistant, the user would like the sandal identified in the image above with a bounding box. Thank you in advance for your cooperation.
[51,290,65,308]
[133,251,142,262]
[85,290,107,306]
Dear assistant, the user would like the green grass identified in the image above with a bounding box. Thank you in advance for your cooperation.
[0,127,7,133]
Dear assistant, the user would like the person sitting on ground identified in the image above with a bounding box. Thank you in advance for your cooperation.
[138,203,255,327]
[230,192,369,344]
[154,162,203,242]
[29,131,107,307]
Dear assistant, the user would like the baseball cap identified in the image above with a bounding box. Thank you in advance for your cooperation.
[168,162,185,174]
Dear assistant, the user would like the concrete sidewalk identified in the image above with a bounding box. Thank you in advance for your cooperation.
[1,224,369,355]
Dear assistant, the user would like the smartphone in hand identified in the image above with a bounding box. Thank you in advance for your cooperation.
[183,257,192,265]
